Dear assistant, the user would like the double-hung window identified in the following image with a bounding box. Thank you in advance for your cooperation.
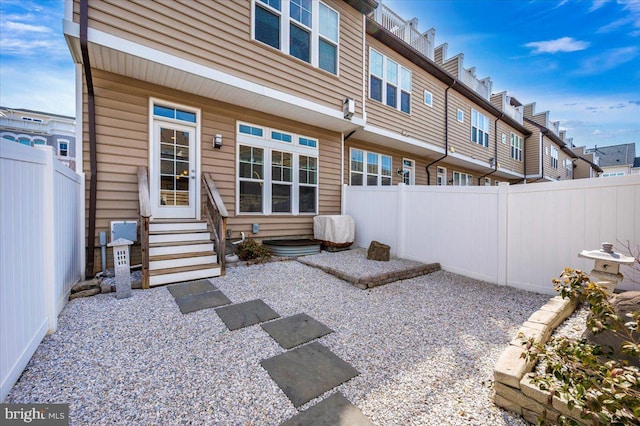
[471,109,490,147]
[453,171,473,186]
[350,148,392,186]
[550,146,559,169]
[237,122,318,215]
[510,133,523,161]
[58,140,69,157]
[368,48,411,114]
[253,0,339,74]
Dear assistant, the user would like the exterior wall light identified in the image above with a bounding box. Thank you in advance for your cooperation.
[343,98,355,120]
[214,134,222,149]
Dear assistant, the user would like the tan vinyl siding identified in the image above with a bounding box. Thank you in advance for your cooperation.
[365,38,447,148]
[497,122,525,175]
[85,70,341,270]
[77,0,364,117]
[442,57,461,77]
[490,93,502,110]
[524,123,541,177]
[427,161,485,186]
[447,92,494,162]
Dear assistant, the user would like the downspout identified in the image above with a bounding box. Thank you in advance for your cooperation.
[80,0,98,277]
[532,131,545,183]
[478,112,503,185]
[426,80,456,184]
[523,135,527,183]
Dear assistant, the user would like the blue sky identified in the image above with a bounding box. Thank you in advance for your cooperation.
[0,0,638,151]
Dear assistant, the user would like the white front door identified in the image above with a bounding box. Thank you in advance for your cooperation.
[151,122,197,219]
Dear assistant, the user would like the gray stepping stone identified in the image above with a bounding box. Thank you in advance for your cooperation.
[175,290,231,314]
[261,313,333,349]
[215,299,280,330]
[260,342,359,408]
[167,279,218,298]
[280,392,374,426]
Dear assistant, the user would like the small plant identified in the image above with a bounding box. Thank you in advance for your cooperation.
[523,268,640,425]
[236,238,271,263]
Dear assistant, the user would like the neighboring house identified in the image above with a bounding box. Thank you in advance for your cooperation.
[0,106,76,170]
[633,156,640,175]
[586,143,637,177]
[572,146,602,179]
[62,0,583,285]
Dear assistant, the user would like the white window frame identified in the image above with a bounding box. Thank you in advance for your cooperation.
[436,166,447,186]
[58,139,70,157]
[550,146,559,169]
[484,177,491,186]
[368,47,411,114]
[236,121,319,215]
[453,171,473,186]
[510,132,522,161]
[349,147,392,186]
[33,137,47,146]
[471,109,490,147]
[424,90,433,107]
[251,0,340,75]
[457,108,464,123]
[494,180,501,186]
[402,158,415,185]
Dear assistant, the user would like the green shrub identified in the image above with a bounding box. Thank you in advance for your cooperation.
[523,268,640,425]
[236,238,271,263]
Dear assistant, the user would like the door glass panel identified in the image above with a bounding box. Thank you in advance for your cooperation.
[158,127,191,207]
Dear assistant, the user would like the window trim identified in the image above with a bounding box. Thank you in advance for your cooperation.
[471,109,490,147]
[349,147,392,186]
[402,158,415,185]
[57,139,70,157]
[453,171,473,186]
[436,166,447,186]
[457,108,464,123]
[510,132,523,162]
[251,0,340,76]
[368,47,412,114]
[236,121,318,216]
[424,90,433,107]
[550,146,559,169]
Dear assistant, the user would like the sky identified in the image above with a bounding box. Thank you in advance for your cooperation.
[0,0,638,151]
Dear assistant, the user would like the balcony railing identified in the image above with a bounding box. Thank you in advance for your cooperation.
[549,121,560,136]
[371,3,434,60]
[503,102,523,125]
[460,68,491,100]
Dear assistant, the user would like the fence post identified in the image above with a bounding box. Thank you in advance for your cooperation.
[39,146,58,333]
[396,183,406,258]
[497,182,509,286]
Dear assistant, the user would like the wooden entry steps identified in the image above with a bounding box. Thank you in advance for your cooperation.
[148,221,221,286]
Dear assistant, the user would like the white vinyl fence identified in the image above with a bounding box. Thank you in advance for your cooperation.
[1,141,83,400]
[344,175,640,295]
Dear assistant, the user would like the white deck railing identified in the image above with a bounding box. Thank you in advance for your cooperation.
[1,140,83,400]
[372,3,434,60]
[460,69,492,100]
[503,102,524,124]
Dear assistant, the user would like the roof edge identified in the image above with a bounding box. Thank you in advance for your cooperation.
[343,0,378,15]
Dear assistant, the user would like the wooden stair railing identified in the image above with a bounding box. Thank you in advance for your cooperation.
[137,166,151,289]
[202,173,228,275]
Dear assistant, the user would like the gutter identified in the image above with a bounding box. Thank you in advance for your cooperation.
[478,112,504,185]
[426,80,455,184]
[80,0,98,277]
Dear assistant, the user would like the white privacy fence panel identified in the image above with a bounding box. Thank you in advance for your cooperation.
[343,175,640,295]
[0,141,82,400]
[507,177,640,294]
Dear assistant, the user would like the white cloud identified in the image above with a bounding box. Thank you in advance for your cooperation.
[524,37,590,54]
[577,46,639,75]
[4,21,51,33]
[589,0,610,12]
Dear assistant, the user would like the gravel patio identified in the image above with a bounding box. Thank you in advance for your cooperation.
[4,250,550,425]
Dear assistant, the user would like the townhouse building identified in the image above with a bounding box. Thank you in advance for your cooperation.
[572,146,602,179]
[63,0,592,283]
[586,143,637,177]
[0,106,77,170]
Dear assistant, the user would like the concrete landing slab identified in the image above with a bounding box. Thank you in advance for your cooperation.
[215,299,280,331]
[167,279,218,298]
[261,313,333,349]
[280,392,374,426]
[175,290,231,314]
[261,342,359,408]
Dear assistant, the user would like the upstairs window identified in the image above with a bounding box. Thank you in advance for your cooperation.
[368,48,411,114]
[253,0,339,75]
[551,146,559,169]
[471,109,489,147]
[424,90,433,107]
[510,133,523,161]
[58,140,69,157]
